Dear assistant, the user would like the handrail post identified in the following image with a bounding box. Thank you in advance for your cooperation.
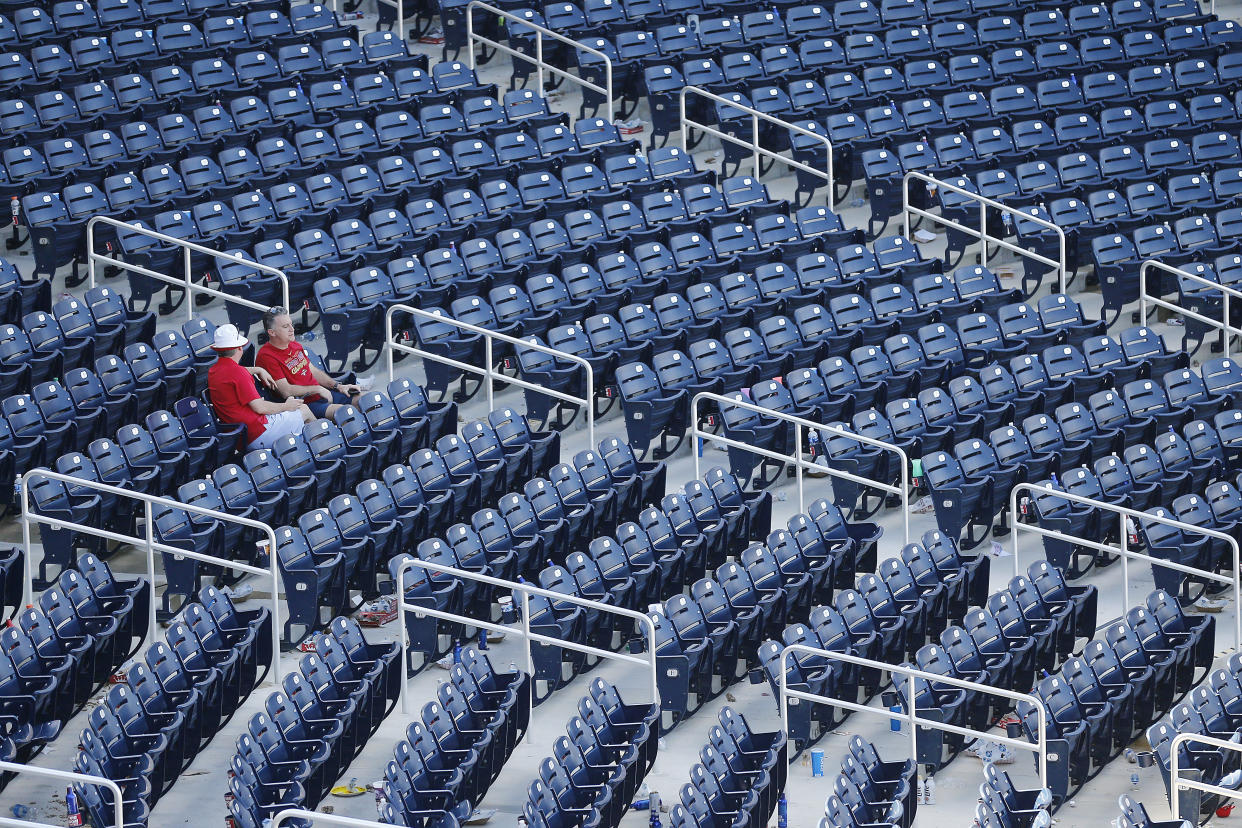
[20,469,284,682]
[691,391,910,542]
[903,171,1068,294]
[17,475,30,609]
[794,422,804,514]
[979,198,988,269]
[0,762,125,828]
[182,244,192,322]
[1170,733,1242,821]
[1009,481,1242,650]
[384,303,596,447]
[751,112,761,179]
[678,86,834,202]
[143,499,157,646]
[778,644,1050,790]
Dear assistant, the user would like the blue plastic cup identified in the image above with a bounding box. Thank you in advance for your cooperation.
[810,749,824,777]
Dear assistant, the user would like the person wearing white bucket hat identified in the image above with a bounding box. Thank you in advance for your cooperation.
[207,323,312,450]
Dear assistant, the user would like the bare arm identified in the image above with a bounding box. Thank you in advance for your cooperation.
[247,396,305,416]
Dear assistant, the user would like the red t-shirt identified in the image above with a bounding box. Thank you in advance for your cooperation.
[255,340,315,387]
[207,356,266,444]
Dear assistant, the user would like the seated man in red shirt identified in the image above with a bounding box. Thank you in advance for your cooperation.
[207,323,312,450]
[255,306,362,420]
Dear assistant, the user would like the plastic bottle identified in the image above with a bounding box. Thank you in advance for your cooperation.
[1130,771,1140,790]
[452,640,463,664]
[478,627,488,651]
[65,788,82,827]
[924,775,936,805]
[777,794,788,828]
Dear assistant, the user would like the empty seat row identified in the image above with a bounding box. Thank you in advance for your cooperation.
[525,678,658,828]
[901,563,1095,770]
[232,617,399,827]
[1016,589,1213,802]
[0,4,361,58]
[820,736,918,828]
[669,706,787,828]
[655,497,881,728]
[1147,656,1242,824]
[0,284,152,398]
[923,363,1236,550]
[78,583,267,828]
[975,765,1053,828]
[383,646,529,824]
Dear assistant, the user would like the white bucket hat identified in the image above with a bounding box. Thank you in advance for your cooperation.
[211,323,248,350]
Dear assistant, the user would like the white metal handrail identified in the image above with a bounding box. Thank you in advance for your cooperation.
[272,810,435,828]
[0,762,123,828]
[1008,481,1242,650]
[1140,259,1242,358]
[86,216,290,323]
[902,171,1068,294]
[778,643,1050,788]
[393,555,659,715]
[691,391,910,543]
[1170,732,1242,821]
[384,303,596,446]
[679,86,834,198]
[17,468,284,682]
[467,1,614,116]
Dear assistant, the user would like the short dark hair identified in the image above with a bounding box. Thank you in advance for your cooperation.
[263,306,289,332]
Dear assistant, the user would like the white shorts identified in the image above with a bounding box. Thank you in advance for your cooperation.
[247,410,305,450]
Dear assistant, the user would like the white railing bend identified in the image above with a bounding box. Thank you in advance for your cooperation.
[1170,732,1242,821]
[1139,259,1242,358]
[86,216,290,323]
[778,643,1050,789]
[384,303,596,446]
[467,0,613,116]
[17,468,284,682]
[393,555,658,716]
[690,391,909,543]
[679,86,834,198]
[902,171,1068,294]
[1008,481,1242,650]
[0,762,124,828]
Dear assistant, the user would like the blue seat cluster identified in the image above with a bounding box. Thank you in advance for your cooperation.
[1148,655,1242,824]
[613,260,1021,459]
[668,706,787,828]
[390,438,672,677]
[525,678,658,828]
[975,764,1053,828]
[232,617,399,827]
[757,528,1001,754]
[382,646,531,825]
[902,561,1095,770]
[0,552,144,786]
[1114,794,1190,828]
[653,495,879,729]
[819,736,917,828]
[1027,409,1242,589]
[76,582,263,828]
[1016,589,1213,801]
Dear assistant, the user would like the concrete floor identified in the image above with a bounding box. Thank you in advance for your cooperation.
[0,0,1239,825]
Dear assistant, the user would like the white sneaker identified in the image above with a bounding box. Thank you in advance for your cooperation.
[913,229,938,244]
[432,654,455,669]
